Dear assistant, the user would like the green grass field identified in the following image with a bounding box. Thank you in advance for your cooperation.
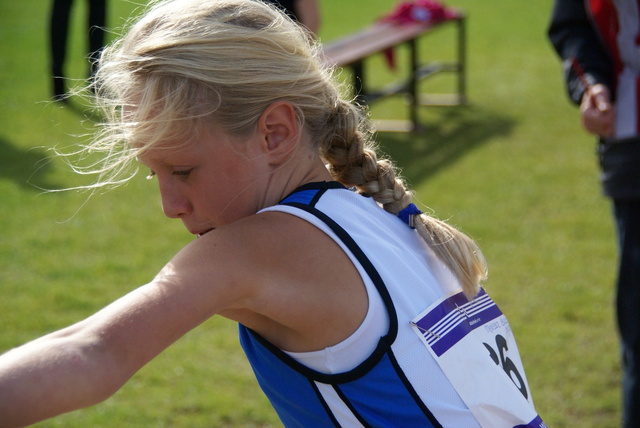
[0,0,621,426]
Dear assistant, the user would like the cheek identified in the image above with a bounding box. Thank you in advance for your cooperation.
[199,146,267,220]
[211,180,263,224]
[197,176,249,221]
[216,153,264,195]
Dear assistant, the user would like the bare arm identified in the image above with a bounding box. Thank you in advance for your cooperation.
[0,211,366,426]
[0,231,251,427]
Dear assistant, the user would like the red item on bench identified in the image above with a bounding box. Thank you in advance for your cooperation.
[380,0,457,69]
[381,0,457,25]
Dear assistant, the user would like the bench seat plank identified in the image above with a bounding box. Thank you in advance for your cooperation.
[322,16,461,68]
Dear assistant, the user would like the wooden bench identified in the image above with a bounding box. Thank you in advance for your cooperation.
[321,12,466,132]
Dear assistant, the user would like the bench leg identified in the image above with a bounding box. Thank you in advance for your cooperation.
[408,38,419,131]
[457,16,467,104]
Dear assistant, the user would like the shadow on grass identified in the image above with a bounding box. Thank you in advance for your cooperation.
[0,137,64,191]
[375,104,515,184]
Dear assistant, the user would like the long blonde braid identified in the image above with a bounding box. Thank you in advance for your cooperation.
[85,0,486,298]
[318,99,487,299]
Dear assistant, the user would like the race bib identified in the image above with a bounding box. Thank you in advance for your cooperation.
[411,289,546,428]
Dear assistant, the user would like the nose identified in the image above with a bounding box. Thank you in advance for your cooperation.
[159,180,191,219]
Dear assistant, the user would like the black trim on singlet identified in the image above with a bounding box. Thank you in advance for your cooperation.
[387,347,444,427]
[244,182,399,382]
[332,384,372,428]
[245,181,443,424]
[309,379,342,428]
[251,182,401,383]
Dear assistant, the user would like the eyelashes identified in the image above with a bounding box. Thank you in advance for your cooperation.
[172,169,193,178]
[145,169,193,180]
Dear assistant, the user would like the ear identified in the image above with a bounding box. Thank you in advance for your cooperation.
[257,101,299,164]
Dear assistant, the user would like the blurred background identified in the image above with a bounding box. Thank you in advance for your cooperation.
[0,0,620,426]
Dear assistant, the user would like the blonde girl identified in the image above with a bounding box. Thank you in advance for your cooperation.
[0,1,543,426]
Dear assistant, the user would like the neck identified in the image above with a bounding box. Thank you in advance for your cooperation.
[259,148,334,210]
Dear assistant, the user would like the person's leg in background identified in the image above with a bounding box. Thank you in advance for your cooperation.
[613,199,640,428]
[50,0,74,100]
[87,0,106,78]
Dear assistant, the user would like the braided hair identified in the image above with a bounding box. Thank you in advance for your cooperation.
[87,0,487,297]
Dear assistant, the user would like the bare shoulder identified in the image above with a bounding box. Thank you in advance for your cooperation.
[166,210,344,314]
[168,210,368,352]
[160,211,324,313]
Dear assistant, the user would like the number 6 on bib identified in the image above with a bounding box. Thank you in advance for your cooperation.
[411,289,546,428]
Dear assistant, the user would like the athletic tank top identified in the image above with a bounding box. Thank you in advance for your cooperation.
[239,181,544,427]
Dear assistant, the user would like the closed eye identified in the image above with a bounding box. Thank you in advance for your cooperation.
[173,169,193,178]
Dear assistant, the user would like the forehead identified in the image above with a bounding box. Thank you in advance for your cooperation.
[128,113,209,162]
[136,138,200,165]
[135,123,244,167]
[123,95,206,152]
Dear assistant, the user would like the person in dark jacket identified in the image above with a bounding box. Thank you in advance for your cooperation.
[548,1,640,427]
